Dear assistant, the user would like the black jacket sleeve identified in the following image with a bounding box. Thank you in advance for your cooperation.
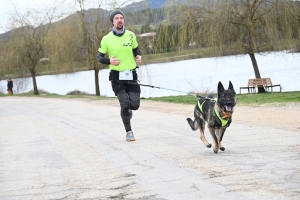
[97,52,110,64]
[132,46,141,57]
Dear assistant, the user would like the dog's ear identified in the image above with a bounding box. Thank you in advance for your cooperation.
[228,81,236,94]
[217,81,225,94]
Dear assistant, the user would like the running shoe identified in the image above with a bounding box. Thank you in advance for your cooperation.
[126,131,135,142]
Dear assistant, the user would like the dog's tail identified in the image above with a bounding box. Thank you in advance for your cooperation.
[186,118,199,131]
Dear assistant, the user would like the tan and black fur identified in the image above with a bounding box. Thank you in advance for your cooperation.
[187,81,236,154]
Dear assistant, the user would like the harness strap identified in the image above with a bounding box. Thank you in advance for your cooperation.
[214,104,229,127]
[197,101,204,114]
[197,98,229,127]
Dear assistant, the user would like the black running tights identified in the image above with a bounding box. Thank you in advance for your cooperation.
[116,90,140,131]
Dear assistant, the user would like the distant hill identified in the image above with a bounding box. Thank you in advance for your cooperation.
[0,0,191,40]
[122,0,191,12]
[123,0,168,12]
[49,0,181,30]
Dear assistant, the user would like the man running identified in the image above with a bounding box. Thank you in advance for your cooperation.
[97,10,142,142]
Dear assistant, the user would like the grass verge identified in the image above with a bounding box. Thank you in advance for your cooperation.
[1,91,299,105]
[143,91,300,105]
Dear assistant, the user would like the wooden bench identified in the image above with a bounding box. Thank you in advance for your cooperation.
[239,81,256,94]
[240,78,282,94]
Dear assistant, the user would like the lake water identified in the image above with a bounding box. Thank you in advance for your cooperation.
[1,51,299,97]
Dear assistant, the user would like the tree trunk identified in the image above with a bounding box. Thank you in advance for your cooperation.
[30,70,39,95]
[247,21,265,93]
[248,53,265,93]
[94,68,100,96]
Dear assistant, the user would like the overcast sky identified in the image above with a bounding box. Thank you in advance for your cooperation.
[0,0,142,34]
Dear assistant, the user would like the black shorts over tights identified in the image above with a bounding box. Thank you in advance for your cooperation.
[109,70,141,96]
[111,81,140,96]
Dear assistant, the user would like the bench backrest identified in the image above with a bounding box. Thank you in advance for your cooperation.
[248,78,272,87]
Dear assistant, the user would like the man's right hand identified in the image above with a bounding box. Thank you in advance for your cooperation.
[110,56,120,66]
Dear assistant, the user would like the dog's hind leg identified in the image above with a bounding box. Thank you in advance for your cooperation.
[187,106,202,130]
[186,117,212,148]
[199,120,212,148]
[186,118,199,130]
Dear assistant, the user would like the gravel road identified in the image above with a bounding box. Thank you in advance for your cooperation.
[1,97,299,200]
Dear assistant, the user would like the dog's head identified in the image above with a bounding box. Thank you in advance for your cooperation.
[217,81,236,112]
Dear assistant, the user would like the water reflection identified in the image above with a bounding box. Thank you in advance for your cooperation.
[1,52,299,97]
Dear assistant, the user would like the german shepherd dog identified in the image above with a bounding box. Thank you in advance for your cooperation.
[187,81,236,154]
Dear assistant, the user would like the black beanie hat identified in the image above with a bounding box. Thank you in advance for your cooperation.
[110,10,124,22]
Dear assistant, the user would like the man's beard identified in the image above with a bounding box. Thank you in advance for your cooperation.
[116,23,123,30]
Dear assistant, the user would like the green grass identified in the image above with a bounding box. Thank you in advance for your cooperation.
[11,91,111,100]
[235,91,300,105]
[1,91,299,106]
[143,91,300,105]
[142,95,197,104]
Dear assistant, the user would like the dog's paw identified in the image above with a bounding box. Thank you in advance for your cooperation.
[207,144,212,148]
[213,146,219,154]
[220,147,225,151]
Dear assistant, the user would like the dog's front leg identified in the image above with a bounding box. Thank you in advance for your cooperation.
[208,127,219,154]
[218,128,226,151]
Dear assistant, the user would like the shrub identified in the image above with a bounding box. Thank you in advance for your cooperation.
[66,90,90,95]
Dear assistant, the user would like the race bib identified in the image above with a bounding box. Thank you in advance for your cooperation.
[119,70,133,80]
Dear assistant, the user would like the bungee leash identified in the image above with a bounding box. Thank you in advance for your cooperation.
[123,81,198,97]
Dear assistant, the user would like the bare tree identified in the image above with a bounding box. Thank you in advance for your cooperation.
[8,5,60,95]
[75,0,134,95]
[180,0,300,93]
[44,20,84,73]
[13,77,31,94]
[0,40,16,77]
[75,0,107,95]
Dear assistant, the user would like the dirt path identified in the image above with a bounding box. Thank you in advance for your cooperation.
[138,100,300,132]
[0,97,299,200]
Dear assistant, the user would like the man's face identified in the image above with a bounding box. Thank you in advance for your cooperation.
[113,14,124,30]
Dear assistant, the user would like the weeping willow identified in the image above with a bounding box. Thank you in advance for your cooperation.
[176,0,300,92]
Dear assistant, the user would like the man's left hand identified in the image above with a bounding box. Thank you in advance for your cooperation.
[135,55,142,65]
